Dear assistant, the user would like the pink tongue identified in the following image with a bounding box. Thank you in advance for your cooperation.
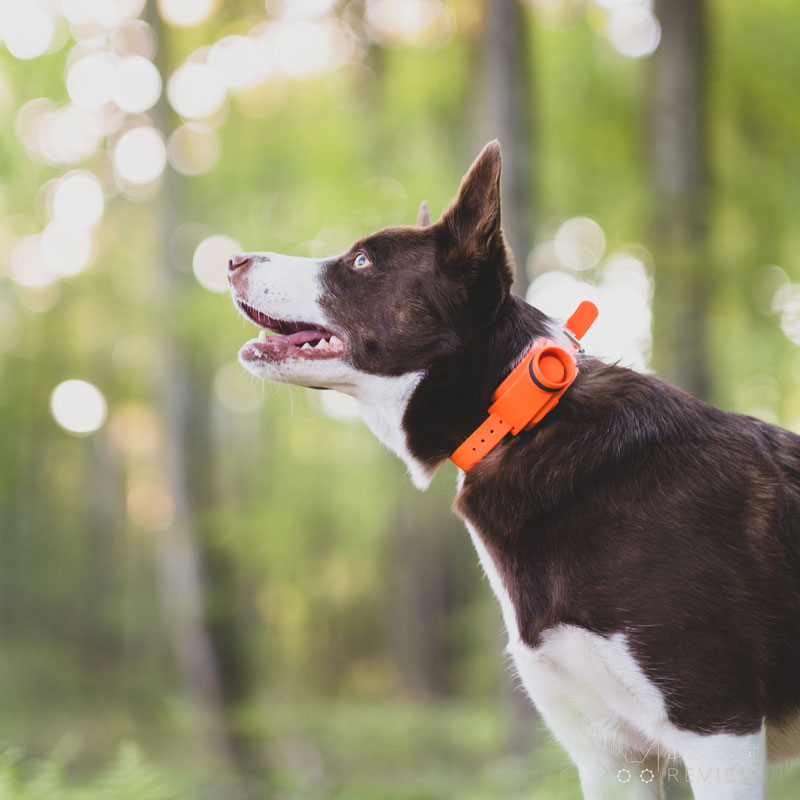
[283,329,328,345]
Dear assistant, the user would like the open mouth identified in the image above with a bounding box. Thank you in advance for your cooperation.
[236,299,345,362]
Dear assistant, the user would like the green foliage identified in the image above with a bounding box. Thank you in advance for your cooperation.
[0,742,184,800]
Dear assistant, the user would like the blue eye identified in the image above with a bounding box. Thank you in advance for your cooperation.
[353,252,370,269]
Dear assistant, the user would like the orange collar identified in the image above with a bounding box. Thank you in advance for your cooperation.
[450,301,598,471]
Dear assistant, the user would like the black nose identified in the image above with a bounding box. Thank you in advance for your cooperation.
[228,253,251,274]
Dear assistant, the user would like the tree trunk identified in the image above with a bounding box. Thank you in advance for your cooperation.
[479,0,534,296]
[386,506,448,697]
[651,0,711,400]
[148,2,246,780]
[477,0,537,753]
[82,432,125,677]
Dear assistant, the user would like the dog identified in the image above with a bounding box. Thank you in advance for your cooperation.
[227,141,800,799]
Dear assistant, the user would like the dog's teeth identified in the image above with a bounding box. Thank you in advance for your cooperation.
[329,335,342,347]
[316,339,330,350]
[257,330,269,343]
[301,343,312,350]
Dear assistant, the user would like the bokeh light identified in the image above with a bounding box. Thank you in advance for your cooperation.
[755,264,790,315]
[58,0,145,28]
[8,235,56,289]
[50,379,108,435]
[553,216,606,271]
[43,105,105,164]
[3,4,55,60]
[773,283,800,346]
[266,0,339,21]
[527,244,653,372]
[261,18,358,79]
[167,125,220,175]
[17,99,107,166]
[604,4,661,58]
[112,126,167,184]
[113,55,162,113]
[365,0,454,48]
[527,217,606,276]
[40,221,94,276]
[111,19,157,58]
[16,97,55,148]
[66,53,117,110]
[167,62,227,119]
[192,234,241,292]
[157,0,216,27]
[208,35,271,91]
[52,171,105,228]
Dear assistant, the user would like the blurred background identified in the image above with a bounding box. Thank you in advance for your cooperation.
[1,0,800,797]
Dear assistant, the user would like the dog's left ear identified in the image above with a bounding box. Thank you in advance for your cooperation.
[417,201,432,227]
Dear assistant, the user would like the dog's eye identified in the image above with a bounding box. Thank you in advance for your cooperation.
[353,252,371,269]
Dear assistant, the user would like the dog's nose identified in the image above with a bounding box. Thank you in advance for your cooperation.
[228,253,251,274]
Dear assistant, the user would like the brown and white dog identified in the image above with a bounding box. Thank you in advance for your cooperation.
[227,141,800,799]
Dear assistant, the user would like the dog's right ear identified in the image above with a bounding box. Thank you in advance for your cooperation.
[437,142,514,317]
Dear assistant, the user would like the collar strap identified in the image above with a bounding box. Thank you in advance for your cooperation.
[450,301,598,471]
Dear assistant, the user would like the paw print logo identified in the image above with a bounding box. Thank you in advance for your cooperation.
[640,768,655,783]
[617,768,631,783]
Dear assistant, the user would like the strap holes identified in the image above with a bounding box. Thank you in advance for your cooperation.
[489,429,494,433]
[480,439,485,443]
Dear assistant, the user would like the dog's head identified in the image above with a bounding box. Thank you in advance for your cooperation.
[228,141,551,485]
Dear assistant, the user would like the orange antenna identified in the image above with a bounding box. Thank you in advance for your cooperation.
[564,301,598,348]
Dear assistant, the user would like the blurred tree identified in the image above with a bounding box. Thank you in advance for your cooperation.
[472,0,539,756]
[385,486,476,699]
[81,433,124,672]
[478,0,535,296]
[147,4,254,787]
[651,0,711,399]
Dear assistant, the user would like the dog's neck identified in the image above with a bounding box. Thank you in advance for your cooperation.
[353,369,430,488]
[355,295,560,489]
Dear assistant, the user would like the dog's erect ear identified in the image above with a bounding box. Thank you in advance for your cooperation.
[440,140,503,258]
[437,141,514,319]
[417,201,431,227]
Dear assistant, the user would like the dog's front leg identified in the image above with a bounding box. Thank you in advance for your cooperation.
[575,757,666,800]
[675,727,767,800]
[511,647,666,799]
[535,699,666,800]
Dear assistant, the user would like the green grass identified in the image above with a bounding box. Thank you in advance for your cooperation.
[2,699,799,798]
[0,742,186,800]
